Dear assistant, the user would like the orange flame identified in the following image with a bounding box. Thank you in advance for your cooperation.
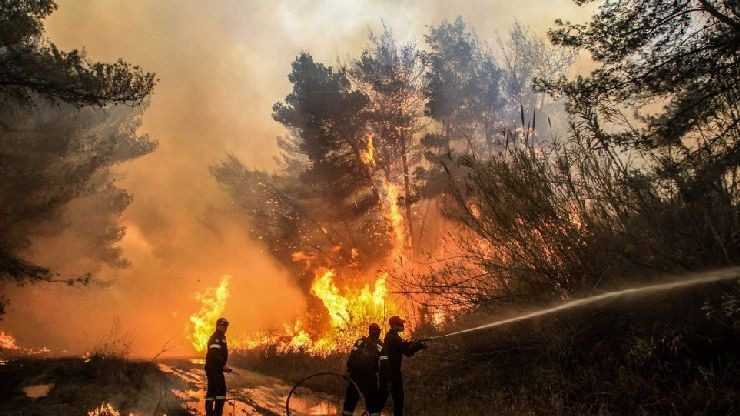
[236,268,400,356]
[307,268,395,351]
[0,331,19,350]
[188,276,230,352]
[361,134,376,167]
[87,403,122,416]
[382,179,406,253]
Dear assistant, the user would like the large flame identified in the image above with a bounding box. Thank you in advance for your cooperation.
[235,268,399,356]
[184,132,414,356]
[310,269,351,327]
[189,275,230,352]
[311,268,391,340]
[0,331,19,350]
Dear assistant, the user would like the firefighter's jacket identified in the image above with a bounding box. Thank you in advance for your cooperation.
[346,336,383,376]
[205,332,228,372]
[380,330,423,379]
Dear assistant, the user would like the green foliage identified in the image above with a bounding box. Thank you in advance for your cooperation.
[410,2,740,307]
[423,17,504,149]
[544,0,740,197]
[272,53,379,218]
[0,0,156,107]
[215,52,392,274]
[0,102,156,285]
[0,0,157,313]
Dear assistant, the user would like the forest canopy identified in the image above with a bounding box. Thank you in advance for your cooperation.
[0,0,157,315]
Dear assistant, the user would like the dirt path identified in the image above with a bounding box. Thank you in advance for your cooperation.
[160,358,340,416]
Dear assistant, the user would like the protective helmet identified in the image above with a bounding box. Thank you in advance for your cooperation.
[369,323,381,337]
[216,317,229,326]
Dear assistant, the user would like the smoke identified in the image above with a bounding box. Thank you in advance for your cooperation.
[0,0,593,356]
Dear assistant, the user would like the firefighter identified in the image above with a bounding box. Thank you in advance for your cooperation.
[343,323,383,416]
[205,317,232,416]
[377,316,426,416]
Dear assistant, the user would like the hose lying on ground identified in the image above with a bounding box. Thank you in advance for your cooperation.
[285,371,368,416]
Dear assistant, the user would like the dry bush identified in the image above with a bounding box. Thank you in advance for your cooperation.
[405,123,740,312]
[91,318,132,360]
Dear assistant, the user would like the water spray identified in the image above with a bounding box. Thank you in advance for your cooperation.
[419,268,740,343]
[283,268,740,415]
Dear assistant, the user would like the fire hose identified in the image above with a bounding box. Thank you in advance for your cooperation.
[285,269,740,415]
[285,371,369,416]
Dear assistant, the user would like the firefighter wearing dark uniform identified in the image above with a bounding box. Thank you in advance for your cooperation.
[343,323,383,416]
[205,317,231,416]
[378,316,426,416]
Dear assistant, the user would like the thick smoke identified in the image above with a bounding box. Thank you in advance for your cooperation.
[1,0,592,356]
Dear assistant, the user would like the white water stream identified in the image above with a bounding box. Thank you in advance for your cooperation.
[428,267,740,341]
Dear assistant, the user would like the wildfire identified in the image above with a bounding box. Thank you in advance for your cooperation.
[311,268,390,335]
[87,403,125,416]
[361,134,376,167]
[183,132,413,357]
[233,268,399,356]
[189,275,230,352]
[359,132,407,254]
[0,331,19,350]
[382,179,406,253]
[304,268,396,352]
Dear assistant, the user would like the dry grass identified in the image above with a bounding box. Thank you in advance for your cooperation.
[0,356,190,416]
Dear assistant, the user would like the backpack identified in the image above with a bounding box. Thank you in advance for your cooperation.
[347,337,381,374]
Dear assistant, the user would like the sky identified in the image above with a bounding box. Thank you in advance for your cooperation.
[2,0,595,356]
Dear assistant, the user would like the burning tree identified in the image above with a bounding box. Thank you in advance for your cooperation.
[209,19,575,354]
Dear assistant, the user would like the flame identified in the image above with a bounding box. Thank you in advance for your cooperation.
[0,331,19,350]
[291,251,315,262]
[236,268,400,356]
[361,134,376,167]
[382,179,406,253]
[360,132,406,254]
[291,250,316,270]
[308,268,394,350]
[183,133,412,356]
[87,403,124,416]
[311,269,351,327]
[189,275,230,352]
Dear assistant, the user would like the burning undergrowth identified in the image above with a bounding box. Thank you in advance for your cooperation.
[192,132,423,356]
[186,216,412,357]
[185,20,577,358]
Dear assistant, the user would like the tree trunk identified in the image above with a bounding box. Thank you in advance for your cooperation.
[400,131,414,250]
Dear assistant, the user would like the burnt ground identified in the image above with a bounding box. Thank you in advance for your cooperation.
[0,356,189,416]
[0,354,340,416]
[160,357,341,415]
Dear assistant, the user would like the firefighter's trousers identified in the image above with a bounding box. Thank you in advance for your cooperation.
[343,372,381,415]
[378,373,404,416]
[205,369,226,416]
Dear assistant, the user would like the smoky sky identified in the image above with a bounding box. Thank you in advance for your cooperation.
[1,0,593,356]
